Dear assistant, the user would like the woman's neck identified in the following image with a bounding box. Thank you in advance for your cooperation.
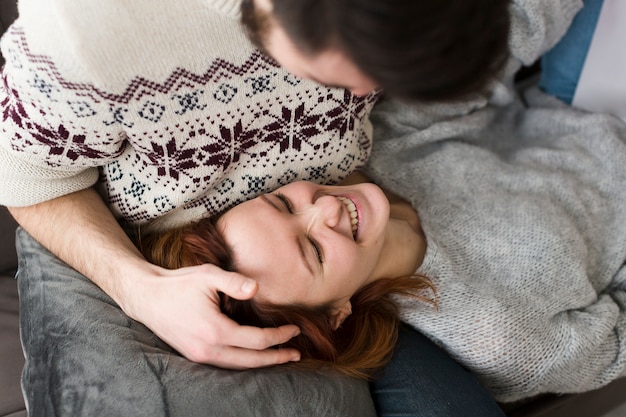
[370,196,427,281]
[339,173,427,281]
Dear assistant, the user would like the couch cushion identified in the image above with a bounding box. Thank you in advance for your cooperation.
[0,0,19,66]
[16,228,377,416]
[0,207,18,272]
[0,273,26,417]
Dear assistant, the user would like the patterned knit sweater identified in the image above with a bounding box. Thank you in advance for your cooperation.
[366,0,626,403]
[0,0,378,227]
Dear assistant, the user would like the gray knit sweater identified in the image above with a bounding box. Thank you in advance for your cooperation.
[365,0,626,403]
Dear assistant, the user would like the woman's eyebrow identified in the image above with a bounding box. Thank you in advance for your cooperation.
[260,194,280,211]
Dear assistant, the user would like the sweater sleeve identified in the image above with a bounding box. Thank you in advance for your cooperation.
[414,274,626,403]
[535,288,626,396]
[0,1,136,206]
[508,0,583,66]
[471,277,626,402]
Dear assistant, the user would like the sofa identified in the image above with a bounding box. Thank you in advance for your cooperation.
[1,1,626,416]
[0,207,23,417]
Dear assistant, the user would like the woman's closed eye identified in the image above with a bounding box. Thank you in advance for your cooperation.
[275,192,324,265]
[309,236,324,264]
[275,192,293,213]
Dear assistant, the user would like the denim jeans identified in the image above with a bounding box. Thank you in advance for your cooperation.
[370,325,506,417]
[17,227,503,416]
[539,0,605,104]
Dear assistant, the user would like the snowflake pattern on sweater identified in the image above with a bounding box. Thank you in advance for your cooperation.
[0,24,378,226]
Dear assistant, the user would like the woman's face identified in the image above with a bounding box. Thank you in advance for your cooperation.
[217,181,390,312]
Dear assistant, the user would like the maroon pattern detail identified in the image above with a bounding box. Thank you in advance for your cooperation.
[2,74,116,162]
[202,120,262,170]
[6,26,280,105]
[37,124,103,161]
[146,137,199,180]
[1,74,27,129]
[262,103,322,153]
[326,90,371,139]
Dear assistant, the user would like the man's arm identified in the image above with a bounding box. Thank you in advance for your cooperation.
[9,188,300,368]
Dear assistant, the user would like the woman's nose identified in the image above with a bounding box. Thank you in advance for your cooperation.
[313,195,342,228]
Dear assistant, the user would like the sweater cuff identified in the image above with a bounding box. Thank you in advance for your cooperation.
[0,148,99,207]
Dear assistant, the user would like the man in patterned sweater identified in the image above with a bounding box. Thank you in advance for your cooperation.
[1,0,510,367]
[1,0,382,365]
[0,0,511,414]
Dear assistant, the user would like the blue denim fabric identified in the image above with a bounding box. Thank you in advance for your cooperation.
[539,0,605,104]
[370,325,506,417]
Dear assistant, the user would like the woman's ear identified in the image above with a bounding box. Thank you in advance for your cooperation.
[330,302,352,330]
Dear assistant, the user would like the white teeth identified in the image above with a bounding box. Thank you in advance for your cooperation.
[337,196,359,238]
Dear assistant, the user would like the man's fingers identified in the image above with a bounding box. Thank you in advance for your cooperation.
[199,265,259,300]
[167,264,303,369]
[221,322,301,351]
[185,320,302,368]
[209,345,301,370]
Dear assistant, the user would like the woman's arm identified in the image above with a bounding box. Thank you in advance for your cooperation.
[508,0,583,66]
[9,188,300,368]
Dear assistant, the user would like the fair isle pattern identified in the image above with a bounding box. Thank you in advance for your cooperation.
[1,26,378,226]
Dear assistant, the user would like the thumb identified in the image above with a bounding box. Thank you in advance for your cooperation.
[216,270,258,301]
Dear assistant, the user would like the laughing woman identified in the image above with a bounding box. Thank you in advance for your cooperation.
[136,81,626,404]
[136,174,436,379]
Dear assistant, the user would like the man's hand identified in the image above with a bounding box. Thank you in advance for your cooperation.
[126,263,301,368]
[9,188,300,369]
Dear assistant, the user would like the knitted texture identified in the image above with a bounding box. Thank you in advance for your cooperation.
[366,0,626,403]
[0,0,378,227]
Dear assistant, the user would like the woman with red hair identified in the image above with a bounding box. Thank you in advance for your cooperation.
[136,174,435,379]
[136,89,626,404]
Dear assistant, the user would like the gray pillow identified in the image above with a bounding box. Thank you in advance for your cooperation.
[17,228,376,417]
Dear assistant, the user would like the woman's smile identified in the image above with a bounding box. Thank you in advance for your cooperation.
[337,196,359,239]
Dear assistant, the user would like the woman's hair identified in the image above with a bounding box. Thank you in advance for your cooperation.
[241,0,511,102]
[136,216,434,379]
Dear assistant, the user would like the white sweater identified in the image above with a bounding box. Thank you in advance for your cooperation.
[366,0,626,403]
[0,0,378,227]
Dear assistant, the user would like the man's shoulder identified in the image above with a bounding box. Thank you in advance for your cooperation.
[10,0,250,91]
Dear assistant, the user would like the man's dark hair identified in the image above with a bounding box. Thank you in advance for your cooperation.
[242,0,511,102]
